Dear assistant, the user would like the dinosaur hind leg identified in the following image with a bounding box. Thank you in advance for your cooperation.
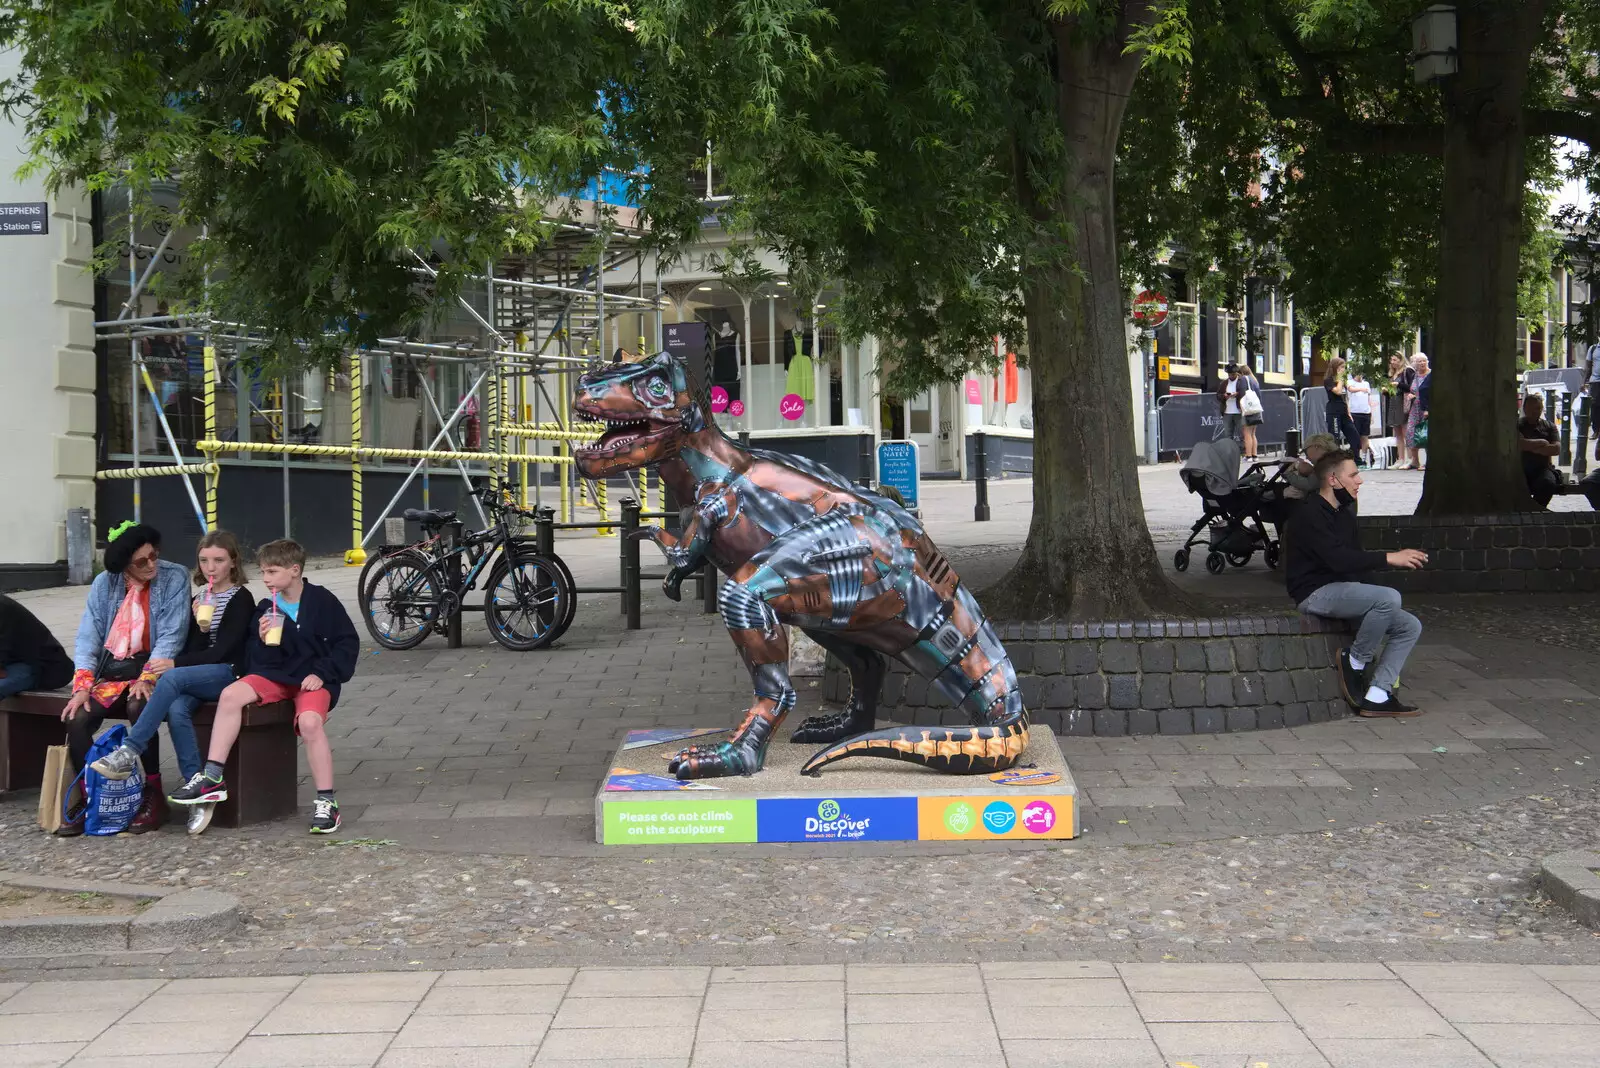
[669,577,795,779]
[789,630,885,744]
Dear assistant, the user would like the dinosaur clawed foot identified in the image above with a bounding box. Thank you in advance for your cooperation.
[669,741,763,780]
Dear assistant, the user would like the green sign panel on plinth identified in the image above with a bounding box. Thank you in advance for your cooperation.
[602,799,758,844]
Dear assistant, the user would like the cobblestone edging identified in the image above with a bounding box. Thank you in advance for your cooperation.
[1359,512,1600,592]
[0,871,239,956]
[1541,851,1600,929]
[824,615,1350,736]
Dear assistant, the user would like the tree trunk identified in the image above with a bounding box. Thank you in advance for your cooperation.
[984,6,1187,621]
[1416,0,1546,515]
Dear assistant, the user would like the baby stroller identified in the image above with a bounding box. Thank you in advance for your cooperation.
[1174,438,1290,574]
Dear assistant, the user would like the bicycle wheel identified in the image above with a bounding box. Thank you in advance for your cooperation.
[484,554,572,651]
[509,539,577,641]
[362,550,443,650]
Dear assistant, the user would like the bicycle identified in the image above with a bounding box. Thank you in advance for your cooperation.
[359,485,576,652]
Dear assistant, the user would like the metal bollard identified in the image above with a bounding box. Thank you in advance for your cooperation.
[1561,392,1574,468]
[67,508,94,585]
[973,430,991,522]
[739,431,750,449]
[1577,395,1591,479]
[701,560,718,614]
[620,497,642,629]
[444,523,464,649]
[535,507,555,557]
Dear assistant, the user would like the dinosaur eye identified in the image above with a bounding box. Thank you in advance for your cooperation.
[646,379,670,399]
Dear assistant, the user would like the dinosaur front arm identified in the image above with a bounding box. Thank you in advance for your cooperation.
[650,487,734,599]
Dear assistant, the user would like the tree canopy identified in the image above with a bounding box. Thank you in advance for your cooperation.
[1122,0,1598,361]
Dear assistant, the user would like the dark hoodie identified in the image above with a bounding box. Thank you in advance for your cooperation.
[243,581,360,708]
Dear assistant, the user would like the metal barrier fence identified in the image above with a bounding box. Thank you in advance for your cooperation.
[532,499,717,631]
[1156,388,1299,456]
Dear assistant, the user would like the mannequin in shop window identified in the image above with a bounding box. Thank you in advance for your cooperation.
[712,319,741,402]
[785,327,815,404]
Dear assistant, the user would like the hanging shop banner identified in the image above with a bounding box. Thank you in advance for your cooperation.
[877,440,920,508]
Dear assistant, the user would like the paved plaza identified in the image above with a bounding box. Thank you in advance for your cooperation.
[5,961,1600,1067]
[4,469,1600,1065]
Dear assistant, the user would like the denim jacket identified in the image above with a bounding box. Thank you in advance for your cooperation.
[73,559,193,673]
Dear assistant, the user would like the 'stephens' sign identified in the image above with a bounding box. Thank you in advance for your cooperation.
[0,202,48,236]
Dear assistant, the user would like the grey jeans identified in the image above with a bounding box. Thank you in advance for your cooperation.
[1298,582,1421,692]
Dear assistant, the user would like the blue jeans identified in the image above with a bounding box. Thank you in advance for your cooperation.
[0,662,36,699]
[126,664,235,781]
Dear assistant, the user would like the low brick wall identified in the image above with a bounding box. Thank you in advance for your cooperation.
[1358,512,1600,593]
[823,615,1349,737]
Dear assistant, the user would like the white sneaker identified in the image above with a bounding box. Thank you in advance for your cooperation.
[186,802,216,836]
[90,744,141,780]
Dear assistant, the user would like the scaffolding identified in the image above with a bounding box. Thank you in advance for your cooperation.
[93,194,671,560]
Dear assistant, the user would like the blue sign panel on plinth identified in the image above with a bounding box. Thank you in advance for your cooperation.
[756,796,918,842]
[877,441,920,508]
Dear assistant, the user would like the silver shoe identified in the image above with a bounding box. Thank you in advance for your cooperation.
[90,744,141,780]
[186,802,216,836]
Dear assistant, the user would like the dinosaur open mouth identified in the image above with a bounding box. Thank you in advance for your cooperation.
[575,410,676,457]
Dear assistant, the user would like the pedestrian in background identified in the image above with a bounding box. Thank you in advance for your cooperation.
[1238,361,1263,459]
[1347,371,1373,466]
[1322,356,1362,461]
[1584,339,1600,462]
[1403,354,1429,470]
[1217,363,1243,442]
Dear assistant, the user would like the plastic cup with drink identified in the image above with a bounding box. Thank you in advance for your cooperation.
[265,593,284,647]
[195,580,215,629]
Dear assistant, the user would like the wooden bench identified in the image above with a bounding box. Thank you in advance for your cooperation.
[0,691,299,828]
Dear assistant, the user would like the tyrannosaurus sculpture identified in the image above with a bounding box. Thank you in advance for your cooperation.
[573,351,1028,780]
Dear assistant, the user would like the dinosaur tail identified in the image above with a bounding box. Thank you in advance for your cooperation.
[799,711,1030,777]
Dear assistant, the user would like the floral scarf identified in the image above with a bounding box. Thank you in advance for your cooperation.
[72,579,151,708]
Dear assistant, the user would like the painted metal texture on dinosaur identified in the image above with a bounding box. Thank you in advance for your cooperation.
[574,351,1028,780]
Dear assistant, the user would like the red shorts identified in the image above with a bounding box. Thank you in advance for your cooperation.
[238,675,332,733]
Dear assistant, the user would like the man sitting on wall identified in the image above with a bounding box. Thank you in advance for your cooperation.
[1285,450,1429,718]
[1518,393,1563,509]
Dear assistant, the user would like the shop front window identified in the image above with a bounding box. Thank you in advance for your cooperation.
[1169,301,1200,372]
[1264,290,1291,376]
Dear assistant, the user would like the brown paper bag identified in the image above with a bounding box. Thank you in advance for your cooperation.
[36,745,77,834]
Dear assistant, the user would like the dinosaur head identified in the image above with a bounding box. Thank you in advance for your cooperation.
[573,351,704,478]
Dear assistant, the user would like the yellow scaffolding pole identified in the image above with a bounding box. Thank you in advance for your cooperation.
[560,349,575,523]
[197,440,571,465]
[97,463,218,480]
[202,345,218,529]
[594,476,611,537]
[345,354,365,565]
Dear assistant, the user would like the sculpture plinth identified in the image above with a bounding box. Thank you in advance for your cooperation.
[595,726,1079,845]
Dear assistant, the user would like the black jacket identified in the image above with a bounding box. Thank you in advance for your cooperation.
[175,585,255,677]
[244,581,361,708]
[0,594,73,690]
[1284,494,1388,604]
